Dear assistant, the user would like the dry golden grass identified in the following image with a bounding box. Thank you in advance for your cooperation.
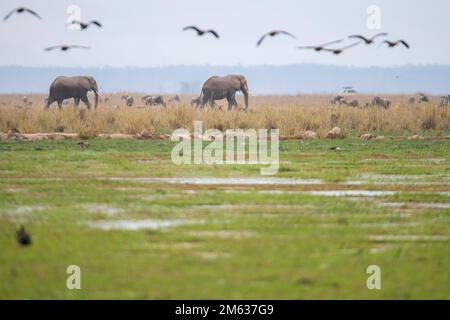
[1,94,449,137]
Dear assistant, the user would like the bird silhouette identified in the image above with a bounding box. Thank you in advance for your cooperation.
[44,45,91,52]
[16,225,31,246]
[257,30,296,46]
[322,41,362,55]
[297,39,344,51]
[348,33,388,44]
[4,7,42,21]
[69,20,102,30]
[182,26,219,38]
[380,40,409,49]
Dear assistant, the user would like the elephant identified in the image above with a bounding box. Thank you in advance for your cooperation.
[371,96,391,109]
[198,74,249,110]
[45,75,99,109]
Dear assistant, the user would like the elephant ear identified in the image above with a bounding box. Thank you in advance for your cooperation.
[86,76,96,87]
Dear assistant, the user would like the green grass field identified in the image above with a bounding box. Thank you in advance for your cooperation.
[0,138,449,299]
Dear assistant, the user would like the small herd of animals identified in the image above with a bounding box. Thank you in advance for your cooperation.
[4,6,409,54]
[7,73,448,111]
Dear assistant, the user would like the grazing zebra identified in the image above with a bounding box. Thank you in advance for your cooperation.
[371,96,391,109]
[151,95,166,107]
[168,95,180,103]
[122,95,134,107]
[439,95,449,107]
[330,95,344,105]
[141,95,166,107]
[348,99,359,107]
[141,95,152,104]
[191,96,201,107]
[418,94,429,103]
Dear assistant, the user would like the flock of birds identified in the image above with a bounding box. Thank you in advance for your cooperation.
[180,26,409,54]
[3,6,101,51]
[2,6,413,247]
[4,6,409,54]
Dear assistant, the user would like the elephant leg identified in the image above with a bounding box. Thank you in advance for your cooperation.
[199,96,207,109]
[57,100,63,110]
[227,96,234,111]
[74,97,80,107]
[80,94,91,109]
[45,96,54,109]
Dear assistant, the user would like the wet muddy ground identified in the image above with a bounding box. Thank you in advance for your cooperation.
[0,138,448,299]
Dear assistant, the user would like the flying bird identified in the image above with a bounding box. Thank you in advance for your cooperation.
[68,20,102,30]
[297,39,344,52]
[322,41,362,55]
[16,225,31,246]
[256,30,296,47]
[44,45,91,52]
[348,33,388,44]
[182,26,219,38]
[4,7,42,21]
[380,40,410,49]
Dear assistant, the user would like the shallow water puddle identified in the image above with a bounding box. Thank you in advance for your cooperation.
[369,235,450,242]
[109,177,324,185]
[305,190,396,197]
[376,202,450,209]
[347,174,450,185]
[84,204,123,216]
[88,219,203,231]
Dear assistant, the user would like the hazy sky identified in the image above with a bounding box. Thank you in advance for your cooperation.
[1,0,449,67]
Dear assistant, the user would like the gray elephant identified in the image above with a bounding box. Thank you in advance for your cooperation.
[46,75,99,109]
[199,74,249,110]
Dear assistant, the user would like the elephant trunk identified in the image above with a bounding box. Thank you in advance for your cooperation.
[243,90,249,109]
[93,90,99,108]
